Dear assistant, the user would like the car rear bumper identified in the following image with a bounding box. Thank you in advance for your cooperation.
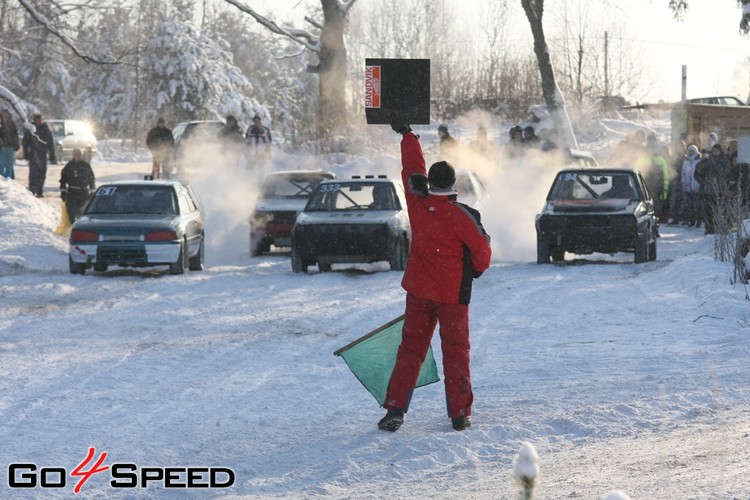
[69,242,180,266]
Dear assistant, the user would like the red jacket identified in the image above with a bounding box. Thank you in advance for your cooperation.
[400,132,492,304]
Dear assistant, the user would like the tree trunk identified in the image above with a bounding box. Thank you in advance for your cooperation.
[520,0,578,150]
[318,0,348,139]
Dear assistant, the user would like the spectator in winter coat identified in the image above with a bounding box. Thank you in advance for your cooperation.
[218,115,245,166]
[146,118,174,179]
[644,134,670,221]
[504,125,525,158]
[694,143,730,234]
[218,115,244,144]
[0,110,20,179]
[668,140,686,224]
[22,113,56,197]
[468,126,497,160]
[681,145,702,227]
[437,123,459,162]
[59,148,96,222]
[246,114,272,159]
[705,132,719,151]
[522,125,540,148]
[378,116,492,433]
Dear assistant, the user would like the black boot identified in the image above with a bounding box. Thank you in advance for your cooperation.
[451,416,471,431]
[378,408,404,432]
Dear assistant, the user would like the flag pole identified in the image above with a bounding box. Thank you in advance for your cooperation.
[333,314,405,356]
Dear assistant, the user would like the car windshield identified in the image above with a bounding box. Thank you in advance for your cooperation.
[550,172,640,201]
[306,182,397,211]
[85,185,177,215]
[261,174,332,199]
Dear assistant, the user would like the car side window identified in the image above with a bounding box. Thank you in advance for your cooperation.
[176,187,195,214]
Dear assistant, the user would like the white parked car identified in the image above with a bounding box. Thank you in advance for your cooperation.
[46,119,97,162]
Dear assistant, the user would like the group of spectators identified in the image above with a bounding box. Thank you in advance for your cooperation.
[146,114,272,179]
[0,110,95,224]
[435,123,542,165]
[610,130,747,235]
[671,135,745,235]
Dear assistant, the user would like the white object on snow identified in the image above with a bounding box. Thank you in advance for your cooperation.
[513,441,540,499]
[603,490,632,500]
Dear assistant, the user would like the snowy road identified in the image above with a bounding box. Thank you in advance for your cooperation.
[1,160,750,498]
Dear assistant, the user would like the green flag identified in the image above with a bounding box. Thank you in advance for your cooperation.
[334,315,440,405]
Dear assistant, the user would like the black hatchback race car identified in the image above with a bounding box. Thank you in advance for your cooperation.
[535,167,658,264]
[290,176,410,273]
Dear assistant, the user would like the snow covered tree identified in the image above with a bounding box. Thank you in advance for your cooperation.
[209,9,317,146]
[143,8,259,125]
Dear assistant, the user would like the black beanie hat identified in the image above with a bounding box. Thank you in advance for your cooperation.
[428,161,456,193]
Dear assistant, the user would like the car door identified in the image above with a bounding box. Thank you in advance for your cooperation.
[176,185,204,255]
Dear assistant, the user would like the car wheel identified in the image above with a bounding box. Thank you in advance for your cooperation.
[389,235,408,271]
[634,236,649,264]
[648,239,657,262]
[536,235,551,264]
[551,248,565,262]
[291,246,308,274]
[69,255,86,275]
[55,144,64,162]
[250,234,270,257]
[169,239,187,275]
[189,237,205,271]
[93,263,108,272]
[319,262,332,272]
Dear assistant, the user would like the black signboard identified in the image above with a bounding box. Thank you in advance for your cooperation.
[364,58,430,125]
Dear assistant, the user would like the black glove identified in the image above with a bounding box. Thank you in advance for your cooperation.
[60,190,67,202]
[389,113,411,135]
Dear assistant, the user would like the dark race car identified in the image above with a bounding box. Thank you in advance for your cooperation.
[290,176,411,273]
[535,167,658,264]
[250,170,336,256]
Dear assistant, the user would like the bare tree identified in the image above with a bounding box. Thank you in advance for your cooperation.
[520,0,578,149]
[223,0,357,139]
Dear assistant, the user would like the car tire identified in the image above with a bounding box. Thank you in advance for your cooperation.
[93,263,108,272]
[389,235,408,271]
[551,248,565,262]
[319,262,332,272]
[189,238,205,271]
[648,239,657,262]
[170,239,187,275]
[291,246,308,274]
[634,236,649,264]
[69,255,86,275]
[536,235,551,264]
[250,234,270,257]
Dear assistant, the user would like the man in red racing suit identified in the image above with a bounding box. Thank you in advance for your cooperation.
[379,120,492,432]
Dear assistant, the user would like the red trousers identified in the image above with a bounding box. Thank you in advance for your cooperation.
[385,293,473,418]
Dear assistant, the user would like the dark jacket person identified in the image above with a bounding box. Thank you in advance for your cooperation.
[60,148,96,222]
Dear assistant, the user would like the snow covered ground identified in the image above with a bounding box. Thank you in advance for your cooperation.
[2,136,750,499]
